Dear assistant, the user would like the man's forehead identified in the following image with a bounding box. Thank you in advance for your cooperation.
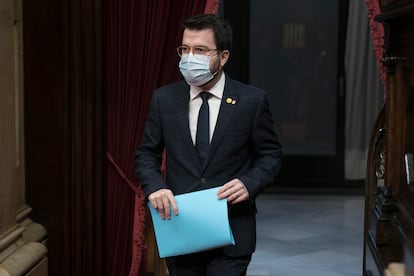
[183,28,215,41]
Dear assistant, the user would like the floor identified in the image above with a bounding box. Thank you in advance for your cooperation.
[247,193,364,276]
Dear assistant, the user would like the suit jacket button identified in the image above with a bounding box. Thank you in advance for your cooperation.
[200,178,206,184]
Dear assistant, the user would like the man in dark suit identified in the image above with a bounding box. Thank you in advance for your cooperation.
[135,13,283,276]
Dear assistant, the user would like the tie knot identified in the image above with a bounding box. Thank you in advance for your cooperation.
[199,92,211,102]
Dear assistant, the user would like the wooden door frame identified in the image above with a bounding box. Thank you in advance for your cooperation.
[223,0,356,190]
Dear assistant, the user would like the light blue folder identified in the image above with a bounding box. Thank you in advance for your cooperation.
[148,187,235,258]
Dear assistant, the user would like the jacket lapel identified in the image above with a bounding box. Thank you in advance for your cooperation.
[205,79,239,168]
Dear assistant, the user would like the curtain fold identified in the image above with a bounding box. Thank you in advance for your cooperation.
[204,0,221,14]
[344,0,384,179]
[365,0,386,93]
[105,1,211,275]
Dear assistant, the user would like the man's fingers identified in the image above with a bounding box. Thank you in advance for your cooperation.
[161,194,171,219]
[162,190,179,217]
[169,196,178,216]
[148,189,178,220]
[218,182,238,198]
[228,190,241,203]
[218,179,249,204]
[217,181,236,198]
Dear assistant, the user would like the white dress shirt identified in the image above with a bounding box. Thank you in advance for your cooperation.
[189,73,225,145]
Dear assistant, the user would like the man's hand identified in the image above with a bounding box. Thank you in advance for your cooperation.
[217,179,249,204]
[148,189,178,220]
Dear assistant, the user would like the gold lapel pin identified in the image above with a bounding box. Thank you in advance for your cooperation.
[226,98,237,105]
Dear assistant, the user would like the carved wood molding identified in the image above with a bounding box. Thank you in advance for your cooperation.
[365,2,414,274]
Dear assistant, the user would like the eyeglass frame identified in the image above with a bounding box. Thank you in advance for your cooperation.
[176,45,222,57]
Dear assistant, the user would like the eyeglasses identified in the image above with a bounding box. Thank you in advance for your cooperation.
[176,46,220,57]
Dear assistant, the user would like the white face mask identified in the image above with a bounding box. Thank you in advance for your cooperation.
[179,53,219,86]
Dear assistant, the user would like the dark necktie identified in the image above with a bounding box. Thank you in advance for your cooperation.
[196,92,211,165]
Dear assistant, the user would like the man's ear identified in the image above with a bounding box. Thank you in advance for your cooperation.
[220,50,230,67]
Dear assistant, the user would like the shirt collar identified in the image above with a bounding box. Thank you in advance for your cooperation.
[189,73,225,101]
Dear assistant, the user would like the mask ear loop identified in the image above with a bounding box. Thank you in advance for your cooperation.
[210,51,222,77]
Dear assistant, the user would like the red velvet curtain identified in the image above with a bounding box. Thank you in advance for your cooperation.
[204,0,221,14]
[365,0,386,95]
[105,1,223,275]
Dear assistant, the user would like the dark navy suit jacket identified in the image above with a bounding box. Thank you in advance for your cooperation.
[136,76,283,257]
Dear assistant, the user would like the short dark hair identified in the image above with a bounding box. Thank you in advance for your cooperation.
[183,14,233,51]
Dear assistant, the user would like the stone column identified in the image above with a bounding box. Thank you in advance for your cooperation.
[0,0,47,275]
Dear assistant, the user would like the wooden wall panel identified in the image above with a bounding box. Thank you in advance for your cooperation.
[23,0,104,274]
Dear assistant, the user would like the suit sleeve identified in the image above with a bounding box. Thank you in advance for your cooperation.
[135,92,167,197]
[238,93,284,199]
